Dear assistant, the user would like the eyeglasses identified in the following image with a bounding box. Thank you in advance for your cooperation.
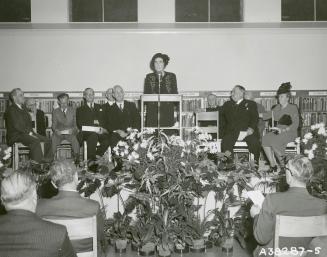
[285,167,293,176]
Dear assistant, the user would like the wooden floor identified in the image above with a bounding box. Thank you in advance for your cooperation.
[105,240,252,257]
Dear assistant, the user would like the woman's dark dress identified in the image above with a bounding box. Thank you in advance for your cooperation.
[144,72,178,127]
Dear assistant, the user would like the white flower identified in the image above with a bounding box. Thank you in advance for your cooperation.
[133,143,140,151]
[124,149,129,155]
[302,138,308,144]
[140,140,148,149]
[304,149,314,160]
[3,154,11,160]
[180,162,186,166]
[317,127,327,136]
[312,143,318,151]
[4,147,12,154]
[295,137,301,144]
[147,152,155,161]
[304,132,313,140]
[0,162,3,168]
[118,141,127,147]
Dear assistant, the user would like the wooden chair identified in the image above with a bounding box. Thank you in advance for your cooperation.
[233,141,254,162]
[196,111,219,139]
[274,214,327,257]
[55,139,73,160]
[45,216,97,257]
[12,142,44,170]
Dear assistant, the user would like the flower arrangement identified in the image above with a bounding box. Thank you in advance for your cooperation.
[0,144,12,214]
[301,122,327,199]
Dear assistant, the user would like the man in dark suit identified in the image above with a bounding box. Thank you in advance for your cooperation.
[220,85,261,164]
[6,88,52,163]
[0,170,76,257]
[107,85,140,147]
[36,159,106,255]
[250,156,327,257]
[52,93,80,161]
[76,88,110,162]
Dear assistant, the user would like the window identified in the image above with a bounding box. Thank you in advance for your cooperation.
[282,0,327,21]
[175,0,243,22]
[70,0,137,22]
[0,0,31,22]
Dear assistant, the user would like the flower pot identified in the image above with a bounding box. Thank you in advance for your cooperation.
[221,237,234,256]
[115,239,128,253]
[190,238,205,253]
[205,240,213,249]
[174,243,189,254]
[139,242,155,256]
[157,246,172,257]
[131,241,140,252]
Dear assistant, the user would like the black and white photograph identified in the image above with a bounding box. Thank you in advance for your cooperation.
[0,1,327,257]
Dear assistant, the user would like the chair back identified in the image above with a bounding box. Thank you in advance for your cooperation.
[274,214,327,257]
[196,111,219,137]
[45,216,97,257]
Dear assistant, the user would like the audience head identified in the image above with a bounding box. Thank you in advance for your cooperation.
[105,88,115,102]
[286,155,313,186]
[231,85,245,102]
[1,170,37,212]
[83,88,95,104]
[9,88,24,105]
[113,85,125,102]
[57,93,69,110]
[277,82,292,106]
[25,98,37,112]
[150,53,170,73]
[207,94,217,108]
[50,159,78,190]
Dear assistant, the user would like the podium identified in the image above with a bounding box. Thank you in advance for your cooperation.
[141,94,182,137]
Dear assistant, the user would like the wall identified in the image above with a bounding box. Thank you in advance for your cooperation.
[0,26,326,92]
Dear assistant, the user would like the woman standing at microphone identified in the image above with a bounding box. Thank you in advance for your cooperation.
[144,53,178,128]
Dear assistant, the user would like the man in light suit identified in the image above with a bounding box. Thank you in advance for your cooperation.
[52,93,80,161]
[250,156,327,257]
[36,159,106,255]
[0,170,76,257]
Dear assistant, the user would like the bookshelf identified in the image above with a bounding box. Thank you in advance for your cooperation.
[1,90,327,144]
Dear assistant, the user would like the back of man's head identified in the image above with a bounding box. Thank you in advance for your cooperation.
[1,170,37,212]
[50,160,78,189]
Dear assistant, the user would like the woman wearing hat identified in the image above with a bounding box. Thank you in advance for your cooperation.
[261,82,300,172]
[144,53,178,128]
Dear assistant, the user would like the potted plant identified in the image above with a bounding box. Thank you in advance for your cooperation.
[104,211,132,253]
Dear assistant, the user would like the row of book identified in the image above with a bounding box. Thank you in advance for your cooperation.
[302,112,327,127]
[182,99,203,112]
[0,100,7,113]
[299,97,327,112]
[0,129,6,144]
[182,113,195,127]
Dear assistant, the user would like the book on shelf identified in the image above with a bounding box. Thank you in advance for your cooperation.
[182,99,202,112]
[182,113,195,127]
[0,100,7,113]
[299,97,327,112]
[0,129,6,144]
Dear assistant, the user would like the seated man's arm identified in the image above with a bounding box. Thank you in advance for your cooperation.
[7,108,32,135]
[253,195,275,245]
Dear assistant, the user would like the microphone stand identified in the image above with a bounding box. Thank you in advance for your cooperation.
[157,73,161,139]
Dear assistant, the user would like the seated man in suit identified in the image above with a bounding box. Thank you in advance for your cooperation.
[250,155,327,257]
[6,88,53,163]
[25,98,47,136]
[220,85,261,165]
[0,170,76,257]
[107,85,141,147]
[76,88,110,163]
[36,159,106,255]
[52,93,80,162]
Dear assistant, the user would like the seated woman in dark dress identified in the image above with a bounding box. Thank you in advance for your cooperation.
[144,53,178,128]
[261,82,299,172]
